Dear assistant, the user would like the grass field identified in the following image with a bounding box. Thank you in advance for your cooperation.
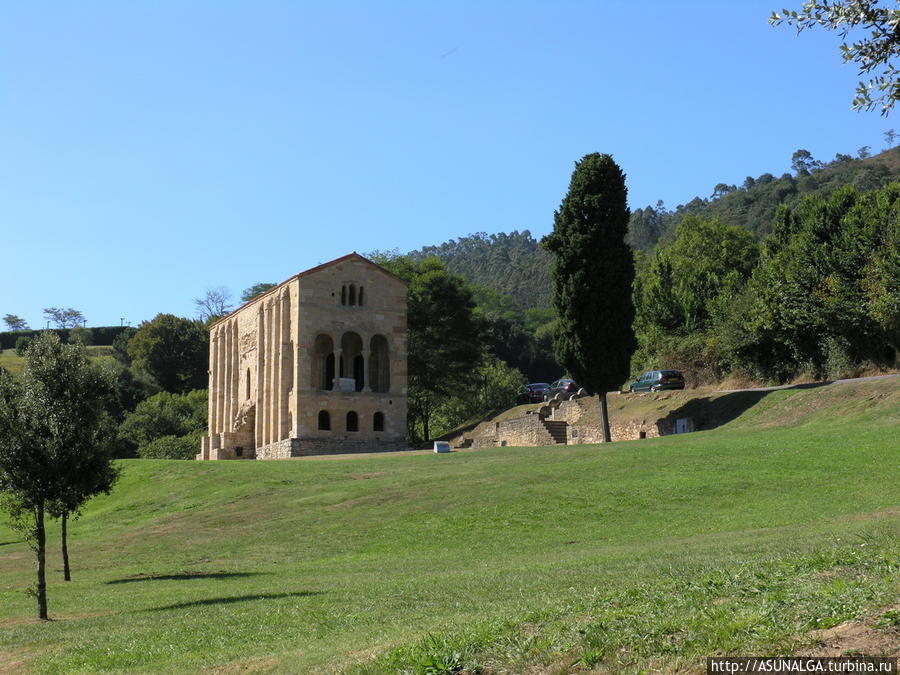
[0,379,898,673]
[0,345,115,376]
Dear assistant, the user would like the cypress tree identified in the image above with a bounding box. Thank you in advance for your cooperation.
[542,153,636,442]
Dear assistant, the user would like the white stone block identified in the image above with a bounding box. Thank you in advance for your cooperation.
[433,441,450,453]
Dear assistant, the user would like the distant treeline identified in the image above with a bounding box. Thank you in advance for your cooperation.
[628,146,900,251]
[0,326,129,350]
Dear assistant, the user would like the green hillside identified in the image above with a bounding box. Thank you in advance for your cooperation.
[1,380,898,673]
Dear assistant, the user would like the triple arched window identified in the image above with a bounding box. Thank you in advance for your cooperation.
[340,283,365,306]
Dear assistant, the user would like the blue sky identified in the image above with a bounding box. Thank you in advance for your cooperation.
[1,1,892,329]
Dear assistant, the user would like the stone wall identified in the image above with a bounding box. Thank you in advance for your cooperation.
[568,416,692,444]
[470,414,558,448]
[253,437,408,459]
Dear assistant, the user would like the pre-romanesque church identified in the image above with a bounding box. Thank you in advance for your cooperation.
[197,253,408,460]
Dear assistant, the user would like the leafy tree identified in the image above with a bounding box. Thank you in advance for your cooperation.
[3,314,28,331]
[542,153,636,442]
[98,359,160,425]
[240,283,276,303]
[111,326,137,364]
[745,184,899,378]
[0,333,112,618]
[771,1,900,113]
[118,389,207,454]
[711,183,736,199]
[886,128,898,148]
[193,287,233,323]
[47,426,118,581]
[626,201,669,252]
[791,149,821,175]
[432,357,526,433]
[15,336,31,356]
[127,314,208,393]
[858,145,872,159]
[43,307,85,329]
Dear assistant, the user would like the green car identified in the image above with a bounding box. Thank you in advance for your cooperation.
[629,369,685,393]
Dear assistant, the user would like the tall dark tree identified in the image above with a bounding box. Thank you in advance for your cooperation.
[0,333,111,618]
[542,153,636,442]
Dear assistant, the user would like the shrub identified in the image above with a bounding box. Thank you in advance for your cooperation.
[15,336,31,356]
[137,431,203,460]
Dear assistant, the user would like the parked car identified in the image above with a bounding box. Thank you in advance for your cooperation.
[543,378,578,401]
[516,382,550,405]
[628,369,685,393]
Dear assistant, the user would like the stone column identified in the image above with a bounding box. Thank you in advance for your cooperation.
[215,327,225,436]
[272,297,281,443]
[231,321,239,427]
[208,328,217,436]
[223,323,232,435]
[361,350,371,392]
[255,306,265,450]
[333,349,342,389]
[280,291,291,441]
[266,299,276,446]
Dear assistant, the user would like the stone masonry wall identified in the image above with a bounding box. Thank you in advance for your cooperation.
[471,414,557,448]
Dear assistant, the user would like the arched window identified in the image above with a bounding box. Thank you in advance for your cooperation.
[358,286,365,306]
[341,286,347,305]
[318,410,330,431]
[349,284,357,306]
[245,368,251,400]
[346,411,358,432]
[373,412,385,432]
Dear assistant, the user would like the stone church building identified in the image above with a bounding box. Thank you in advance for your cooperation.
[197,253,408,460]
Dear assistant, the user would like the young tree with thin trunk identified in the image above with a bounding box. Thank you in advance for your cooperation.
[542,153,636,443]
[0,333,112,618]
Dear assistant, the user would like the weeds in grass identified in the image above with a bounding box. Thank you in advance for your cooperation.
[361,539,900,674]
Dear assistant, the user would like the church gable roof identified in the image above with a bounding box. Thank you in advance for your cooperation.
[208,252,406,328]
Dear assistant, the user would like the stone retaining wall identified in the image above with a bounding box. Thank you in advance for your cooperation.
[470,415,557,448]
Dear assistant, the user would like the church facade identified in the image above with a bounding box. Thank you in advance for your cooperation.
[197,253,408,460]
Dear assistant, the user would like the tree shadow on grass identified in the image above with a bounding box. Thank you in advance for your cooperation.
[106,571,268,585]
[659,381,837,432]
[146,591,323,612]
[660,390,772,433]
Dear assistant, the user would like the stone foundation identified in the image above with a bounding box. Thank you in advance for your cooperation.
[252,436,409,459]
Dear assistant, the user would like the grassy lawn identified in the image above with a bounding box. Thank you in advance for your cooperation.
[0,380,898,673]
[0,345,115,376]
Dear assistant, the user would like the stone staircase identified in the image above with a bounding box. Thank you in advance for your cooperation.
[541,419,568,444]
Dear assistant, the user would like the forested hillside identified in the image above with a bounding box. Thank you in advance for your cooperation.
[410,230,553,309]
[628,146,900,250]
